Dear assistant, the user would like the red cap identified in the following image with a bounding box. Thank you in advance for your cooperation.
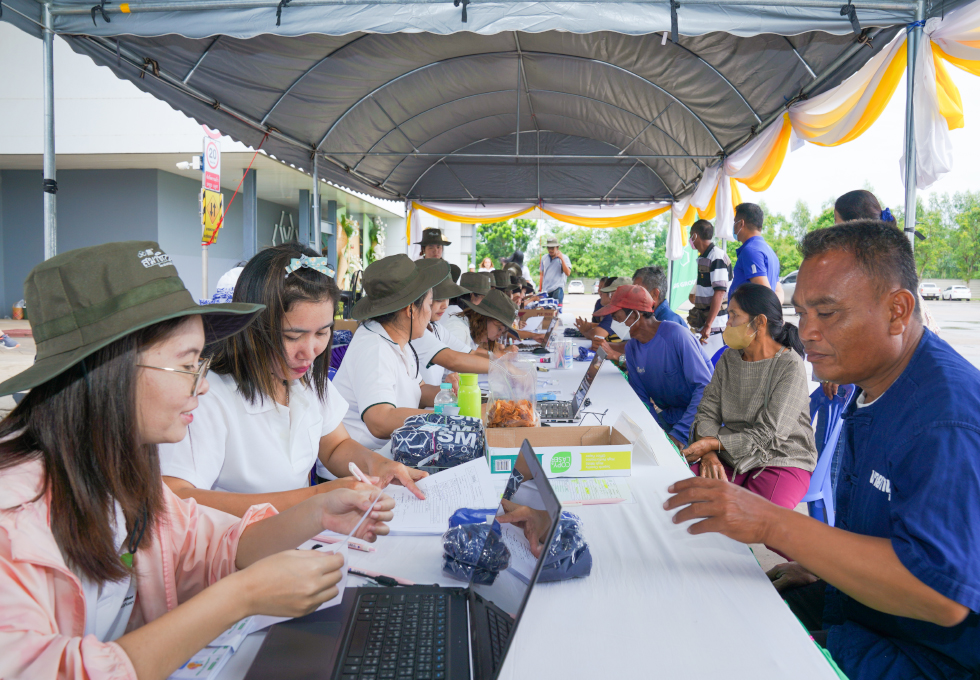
[594,284,654,316]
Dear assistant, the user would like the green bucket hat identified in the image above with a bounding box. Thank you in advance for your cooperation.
[490,270,518,291]
[417,259,467,301]
[462,290,520,339]
[0,241,263,397]
[352,254,449,321]
[459,272,492,296]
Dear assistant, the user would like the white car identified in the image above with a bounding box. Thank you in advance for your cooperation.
[919,282,941,300]
[593,280,601,294]
[942,285,972,301]
[568,280,585,294]
[780,270,798,306]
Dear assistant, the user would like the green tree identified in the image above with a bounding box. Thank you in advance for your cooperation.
[476,218,537,267]
[535,218,668,279]
[952,196,980,283]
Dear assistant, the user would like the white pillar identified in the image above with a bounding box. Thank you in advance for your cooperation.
[42,3,57,260]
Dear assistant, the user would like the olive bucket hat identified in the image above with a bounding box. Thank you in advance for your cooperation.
[352,254,449,321]
[0,241,263,397]
[462,290,520,339]
[490,270,519,292]
[417,259,467,301]
[459,272,492,296]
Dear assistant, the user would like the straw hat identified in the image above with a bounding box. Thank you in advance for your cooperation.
[352,254,448,321]
[0,241,262,397]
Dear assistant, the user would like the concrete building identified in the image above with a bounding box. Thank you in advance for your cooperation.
[0,23,424,313]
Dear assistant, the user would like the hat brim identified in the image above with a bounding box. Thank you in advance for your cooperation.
[0,300,263,397]
[459,284,491,296]
[461,298,520,339]
[415,238,452,246]
[593,303,623,317]
[432,279,469,301]
[351,261,449,321]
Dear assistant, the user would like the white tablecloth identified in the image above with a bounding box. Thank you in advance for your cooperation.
[220,340,837,680]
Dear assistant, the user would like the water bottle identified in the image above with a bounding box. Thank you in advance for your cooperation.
[457,373,482,418]
[434,382,457,414]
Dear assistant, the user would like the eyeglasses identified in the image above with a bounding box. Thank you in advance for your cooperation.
[137,356,211,396]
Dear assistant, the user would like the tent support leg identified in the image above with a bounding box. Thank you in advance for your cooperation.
[312,156,321,252]
[902,0,925,251]
[42,3,57,260]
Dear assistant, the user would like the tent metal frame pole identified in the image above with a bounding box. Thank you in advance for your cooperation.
[902,0,924,250]
[322,152,717,158]
[42,3,57,260]
[312,156,321,252]
[49,0,918,16]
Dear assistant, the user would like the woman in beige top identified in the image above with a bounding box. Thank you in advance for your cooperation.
[682,283,817,511]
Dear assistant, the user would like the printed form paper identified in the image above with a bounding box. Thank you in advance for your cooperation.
[386,458,500,535]
[499,523,537,584]
[551,477,634,504]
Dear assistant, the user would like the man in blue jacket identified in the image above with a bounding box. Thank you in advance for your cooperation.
[665,220,980,679]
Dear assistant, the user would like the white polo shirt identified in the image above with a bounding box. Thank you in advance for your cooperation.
[159,370,348,493]
[333,321,424,451]
[411,325,474,386]
[440,309,472,348]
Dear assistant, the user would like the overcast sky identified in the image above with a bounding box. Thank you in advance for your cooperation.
[740,65,980,219]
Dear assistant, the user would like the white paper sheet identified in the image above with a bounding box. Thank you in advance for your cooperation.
[385,458,500,535]
[169,645,234,679]
[498,522,537,584]
[551,477,634,505]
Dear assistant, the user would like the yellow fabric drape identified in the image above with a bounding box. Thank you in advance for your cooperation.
[678,203,699,228]
[737,114,793,192]
[935,41,980,76]
[731,178,743,210]
[538,205,670,228]
[932,43,966,129]
[406,202,535,247]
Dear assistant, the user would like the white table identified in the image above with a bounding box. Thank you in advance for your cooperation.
[221,341,837,680]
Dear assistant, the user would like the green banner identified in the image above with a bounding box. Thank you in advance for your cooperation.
[668,247,698,310]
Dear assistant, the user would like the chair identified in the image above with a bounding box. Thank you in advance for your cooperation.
[710,346,726,367]
[338,270,362,319]
[802,384,855,526]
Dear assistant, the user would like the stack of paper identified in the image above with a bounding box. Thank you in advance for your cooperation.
[385,458,500,535]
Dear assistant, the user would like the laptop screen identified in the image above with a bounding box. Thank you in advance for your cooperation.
[519,316,555,346]
[469,441,562,676]
[569,347,606,413]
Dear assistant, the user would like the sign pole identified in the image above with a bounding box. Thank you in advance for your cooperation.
[201,131,222,298]
[202,244,209,300]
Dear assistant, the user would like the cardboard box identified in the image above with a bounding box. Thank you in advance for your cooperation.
[517,309,557,321]
[333,319,359,333]
[485,426,632,477]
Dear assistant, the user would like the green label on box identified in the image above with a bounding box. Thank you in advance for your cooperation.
[550,451,573,474]
[580,450,631,471]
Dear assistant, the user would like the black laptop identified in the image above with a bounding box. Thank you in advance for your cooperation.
[515,316,556,352]
[245,440,562,680]
[537,347,606,423]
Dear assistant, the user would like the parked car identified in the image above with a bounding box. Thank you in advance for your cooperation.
[942,285,972,301]
[919,282,941,300]
[568,280,585,294]
[780,270,798,306]
[593,280,601,294]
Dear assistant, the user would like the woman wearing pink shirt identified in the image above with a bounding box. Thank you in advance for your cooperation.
[0,241,394,680]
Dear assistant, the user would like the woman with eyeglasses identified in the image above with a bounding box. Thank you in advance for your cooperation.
[0,242,393,680]
[159,244,427,513]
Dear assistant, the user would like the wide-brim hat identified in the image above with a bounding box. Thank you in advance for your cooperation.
[352,254,449,321]
[462,290,520,338]
[415,228,452,246]
[545,238,560,248]
[600,276,632,293]
[459,272,492,296]
[0,241,263,397]
[595,284,654,316]
[450,263,461,283]
[490,270,518,291]
[418,259,468,301]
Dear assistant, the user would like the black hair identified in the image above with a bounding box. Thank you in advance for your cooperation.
[730,283,804,357]
[834,190,882,222]
[690,219,714,241]
[799,219,920,314]
[633,266,668,300]
[735,203,764,231]
[510,250,524,265]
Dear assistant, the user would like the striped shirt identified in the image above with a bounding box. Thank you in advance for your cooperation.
[693,243,732,308]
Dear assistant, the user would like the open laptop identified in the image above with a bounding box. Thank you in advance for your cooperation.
[537,348,606,423]
[515,316,556,352]
[244,440,561,680]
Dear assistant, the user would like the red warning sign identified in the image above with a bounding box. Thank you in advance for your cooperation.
[203,138,221,192]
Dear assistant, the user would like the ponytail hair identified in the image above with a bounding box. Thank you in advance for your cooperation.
[730,283,804,357]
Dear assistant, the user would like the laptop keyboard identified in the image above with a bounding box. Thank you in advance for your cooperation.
[339,592,448,680]
[486,606,513,667]
[538,400,573,420]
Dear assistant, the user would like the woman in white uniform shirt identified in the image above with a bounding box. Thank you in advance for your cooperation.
[160,245,426,515]
[333,254,451,451]
[460,290,522,354]
[441,271,491,346]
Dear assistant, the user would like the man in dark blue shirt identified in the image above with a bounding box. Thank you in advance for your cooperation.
[665,221,980,679]
[729,203,781,300]
[632,266,688,327]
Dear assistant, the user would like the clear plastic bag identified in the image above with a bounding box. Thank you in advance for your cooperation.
[391,417,485,469]
[442,523,510,585]
[535,511,593,583]
[486,353,538,428]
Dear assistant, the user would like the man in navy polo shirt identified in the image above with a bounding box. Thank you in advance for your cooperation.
[664,220,980,679]
[633,266,687,328]
[730,203,780,299]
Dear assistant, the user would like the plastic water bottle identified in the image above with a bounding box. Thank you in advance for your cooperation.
[457,374,481,418]
[434,382,457,414]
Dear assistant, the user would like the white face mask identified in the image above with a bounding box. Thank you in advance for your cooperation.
[610,311,638,340]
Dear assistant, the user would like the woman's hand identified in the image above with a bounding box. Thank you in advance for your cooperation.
[368,457,428,500]
[316,486,395,542]
[238,549,346,618]
[766,562,819,592]
[680,437,720,464]
[444,372,460,395]
[497,499,552,558]
[698,452,728,481]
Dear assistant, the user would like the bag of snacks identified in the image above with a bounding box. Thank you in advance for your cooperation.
[485,353,537,428]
